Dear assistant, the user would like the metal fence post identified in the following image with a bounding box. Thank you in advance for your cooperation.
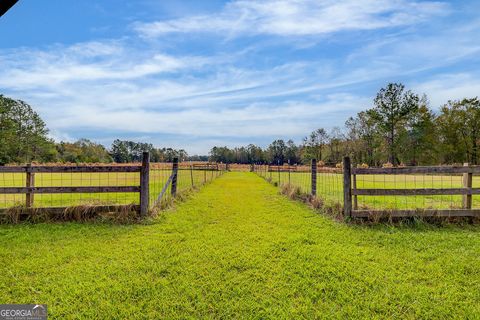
[171,157,179,197]
[311,159,317,196]
[140,151,150,216]
[26,163,35,208]
[463,162,472,209]
[343,156,352,218]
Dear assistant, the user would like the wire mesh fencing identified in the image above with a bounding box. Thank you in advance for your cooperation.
[255,159,480,219]
[253,163,344,209]
[0,166,141,209]
[149,162,225,208]
[0,160,226,212]
[317,167,343,207]
[352,169,480,212]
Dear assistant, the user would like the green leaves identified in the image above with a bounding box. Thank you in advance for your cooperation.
[370,83,420,165]
[0,95,56,164]
[437,97,480,164]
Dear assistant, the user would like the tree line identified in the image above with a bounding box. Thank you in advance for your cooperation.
[2,83,479,166]
[209,83,480,166]
[0,95,191,164]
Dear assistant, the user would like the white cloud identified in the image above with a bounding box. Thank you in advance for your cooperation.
[134,0,448,38]
[2,1,480,154]
[48,94,369,139]
[414,73,480,108]
[2,32,478,154]
[0,42,208,90]
[0,39,372,150]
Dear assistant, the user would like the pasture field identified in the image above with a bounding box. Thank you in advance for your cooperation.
[0,168,220,208]
[0,172,479,318]
[266,171,480,210]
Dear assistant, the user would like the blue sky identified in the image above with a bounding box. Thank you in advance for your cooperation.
[1,0,479,154]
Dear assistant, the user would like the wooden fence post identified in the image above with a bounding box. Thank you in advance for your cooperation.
[26,163,35,208]
[463,162,472,209]
[190,165,194,187]
[311,159,317,196]
[288,167,291,185]
[171,157,179,197]
[278,164,281,185]
[140,151,150,216]
[343,156,352,218]
[353,173,358,210]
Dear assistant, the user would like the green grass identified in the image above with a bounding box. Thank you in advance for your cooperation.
[0,169,220,208]
[0,172,479,318]
[263,171,480,210]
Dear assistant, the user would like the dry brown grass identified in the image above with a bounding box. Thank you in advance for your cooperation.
[279,183,344,220]
[2,205,23,224]
[62,202,102,221]
[101,204,139,223]
[0,201,142,224]
[349,208,477,226]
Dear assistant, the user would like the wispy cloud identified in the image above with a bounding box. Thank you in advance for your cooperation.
[414,73,480,107]
[0,42,211,90]
[134,0,449,38]
[0,40,371,149]
[2,0,479,154]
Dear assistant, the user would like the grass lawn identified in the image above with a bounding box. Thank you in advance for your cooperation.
[0,172,479,318]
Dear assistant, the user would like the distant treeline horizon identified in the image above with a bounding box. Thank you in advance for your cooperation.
[210,83,479,166]
[1,82,479,166]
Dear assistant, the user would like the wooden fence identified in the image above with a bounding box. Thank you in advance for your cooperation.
[0,153,228,220]
[192,163,219,171]
[254,160,341,197]
[0,152,203,219]
[0,152,151,217]
[267,165,298,172]
[342,156,480,218]
[255,157,480,219]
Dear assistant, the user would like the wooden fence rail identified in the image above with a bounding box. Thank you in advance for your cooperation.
[0,152,150,217]
[0,165,142,173]
[1,155,227,219]
[254,158,479,220]
[343,156,480,218]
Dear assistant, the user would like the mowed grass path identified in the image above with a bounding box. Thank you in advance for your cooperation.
[0,172,479,318]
